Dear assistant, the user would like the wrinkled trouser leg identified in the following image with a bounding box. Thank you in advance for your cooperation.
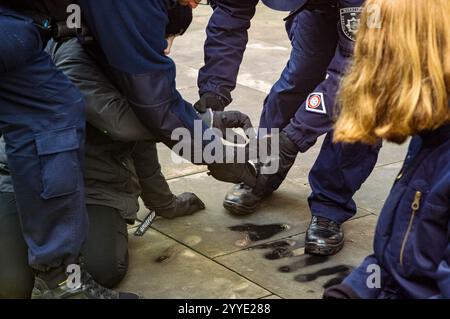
[259,9,338,133]
[258,7,381,223]
[0,9,88,269]
[81,205,129,289]
[131,141,175,209]
[0,192,35,299]
[308,134,381,224]
[257,9,337,194]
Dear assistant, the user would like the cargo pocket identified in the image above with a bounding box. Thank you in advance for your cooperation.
[35,127,80,200]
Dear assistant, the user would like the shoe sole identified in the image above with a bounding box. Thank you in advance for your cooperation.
[305,240,345,257]
[223,200,259,216]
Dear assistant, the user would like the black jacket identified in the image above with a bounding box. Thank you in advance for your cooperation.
[0,38,175,222]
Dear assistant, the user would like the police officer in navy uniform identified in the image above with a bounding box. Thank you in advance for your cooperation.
[0,0,255,299]
[195,0,381,256]
[77,0,257,187]
[0,1,140,299]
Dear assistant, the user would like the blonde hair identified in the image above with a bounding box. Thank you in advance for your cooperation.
[334,0,450,144]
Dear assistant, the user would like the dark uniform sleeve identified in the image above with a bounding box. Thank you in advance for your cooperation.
[197,0,259,100]
[49,38,154,142]
[283,0,364,152]
[342,254,388,299]
[433,168,450,298]
[78,0,210,147]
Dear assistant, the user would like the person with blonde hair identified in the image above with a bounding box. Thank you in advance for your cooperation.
[325,0,450,299]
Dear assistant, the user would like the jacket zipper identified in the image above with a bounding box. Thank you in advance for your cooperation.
[399,191,422,267]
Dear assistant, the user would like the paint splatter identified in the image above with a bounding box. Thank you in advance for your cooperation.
[279,255,329,273]
[295,265,353,283]
[253,240,297,260]
[229,223,290,242]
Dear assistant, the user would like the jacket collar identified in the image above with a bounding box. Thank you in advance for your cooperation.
[420,123,450,146]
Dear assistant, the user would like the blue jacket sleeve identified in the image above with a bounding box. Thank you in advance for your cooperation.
[432,170,450,298]
[197,0,259,100]
[78,0,207,145]
[343,254,390,299]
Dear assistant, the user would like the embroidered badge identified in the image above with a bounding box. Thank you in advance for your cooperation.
[306,93,327,114]
[340,7,363,41]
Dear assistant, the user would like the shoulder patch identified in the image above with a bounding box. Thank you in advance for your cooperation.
[306,93,327,114]
[340,7,363,42]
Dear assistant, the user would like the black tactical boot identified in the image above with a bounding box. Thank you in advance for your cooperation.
[223,183,265,215]
[32,265,140,299]
[305,216,345,256]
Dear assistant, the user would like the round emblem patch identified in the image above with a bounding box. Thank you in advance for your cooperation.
[308,94,322,109]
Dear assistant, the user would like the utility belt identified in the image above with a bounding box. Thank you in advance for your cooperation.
[26,10,92,43]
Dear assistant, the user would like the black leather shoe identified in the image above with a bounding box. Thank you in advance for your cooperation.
[223,183,264,215]
[305,216,345,256]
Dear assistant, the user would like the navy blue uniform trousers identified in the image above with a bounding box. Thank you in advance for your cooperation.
[199,0,381,223]
[0,7,87,269]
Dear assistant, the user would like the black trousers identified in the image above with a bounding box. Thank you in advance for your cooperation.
[0,192,129,299]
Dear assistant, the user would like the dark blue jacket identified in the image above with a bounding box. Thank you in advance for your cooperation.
[78,0,210,147]
[344,125,450,299]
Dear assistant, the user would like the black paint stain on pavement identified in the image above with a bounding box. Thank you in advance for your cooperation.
[246,237,353,288]
[155,255,170,263]
[253,240,296,260]
[229,223,290,242]
[154,246,183,263]
[295,265,353,283]
[322,274,348,289]
[279,255,329,273]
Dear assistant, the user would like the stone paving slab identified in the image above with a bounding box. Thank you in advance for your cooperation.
[261,295,282,300]
[117,228,270,299]
[149,173,372,259]
[151,174,314,258]
[214,215,377,299]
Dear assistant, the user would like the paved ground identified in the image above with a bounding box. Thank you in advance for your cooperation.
[117,4,409,299]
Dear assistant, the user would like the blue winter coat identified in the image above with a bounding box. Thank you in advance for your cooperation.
[344,124,450,299]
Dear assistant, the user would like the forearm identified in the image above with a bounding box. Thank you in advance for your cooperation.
[198,0,258,99]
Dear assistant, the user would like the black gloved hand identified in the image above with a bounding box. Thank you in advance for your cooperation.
[197,109,254,143]
[253,131,299,197]
[213,110,254,141]
[156,192,205,220]
[207,139,258,187]
[208,160,258,188]
[194,92,231,113]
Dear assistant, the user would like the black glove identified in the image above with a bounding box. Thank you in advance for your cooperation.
[212,111,253,134]
[253,131,299,197]
[208,160,258,188]
[194,92,231,113]
[197,109,254,143]
[207,138,258,187]
[156,192,205,219]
